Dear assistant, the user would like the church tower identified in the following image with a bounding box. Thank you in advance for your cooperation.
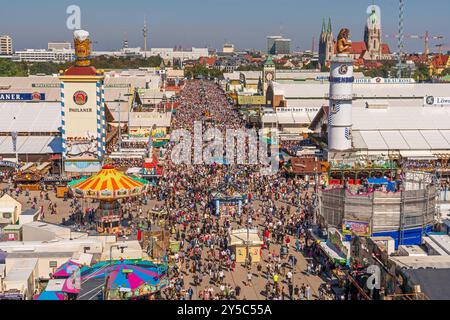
[319,18,335,69]
[364,4,382,60]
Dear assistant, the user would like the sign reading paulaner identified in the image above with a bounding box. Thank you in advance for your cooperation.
[63,82,100,161]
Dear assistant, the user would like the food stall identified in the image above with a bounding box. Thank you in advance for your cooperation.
[230,229,263,264]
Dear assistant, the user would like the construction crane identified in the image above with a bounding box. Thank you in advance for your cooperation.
[435,44,450,55]
[384,31,444,55]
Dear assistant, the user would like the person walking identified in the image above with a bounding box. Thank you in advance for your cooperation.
[305,284,311,300]
[247,271,253,287]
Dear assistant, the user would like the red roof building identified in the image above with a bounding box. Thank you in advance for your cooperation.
[381,44,391,55]
[349,41,367,56]
[198,57,217,68]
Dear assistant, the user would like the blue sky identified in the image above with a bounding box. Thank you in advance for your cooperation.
[1,0,449,53]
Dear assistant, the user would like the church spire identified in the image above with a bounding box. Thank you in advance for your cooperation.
[327,17,332,34]
[321,18,326,35]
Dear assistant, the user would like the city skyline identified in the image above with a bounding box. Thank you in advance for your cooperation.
[0,0,449,53]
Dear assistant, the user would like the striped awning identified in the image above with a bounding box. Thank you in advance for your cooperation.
[70,165,148,200]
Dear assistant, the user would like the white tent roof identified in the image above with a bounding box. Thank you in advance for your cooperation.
[0,136,62,154]
[0,103,61,133]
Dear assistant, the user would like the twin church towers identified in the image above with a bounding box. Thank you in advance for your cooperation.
[319,4,386,68]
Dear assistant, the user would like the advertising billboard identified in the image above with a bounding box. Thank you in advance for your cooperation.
[237,95,266,105]
[62,81,103,162]
[0,93,45,101]
[342,220,371,237]
[424,96,450,106]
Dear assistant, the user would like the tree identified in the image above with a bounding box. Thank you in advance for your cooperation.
[185,64,223,79]
[0,59,27,77]
[29,62,64,75]
[236,65,263,72]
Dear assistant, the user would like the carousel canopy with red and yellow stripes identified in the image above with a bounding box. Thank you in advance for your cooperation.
[70,165,148,200]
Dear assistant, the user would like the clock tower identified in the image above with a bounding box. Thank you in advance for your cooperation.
[263,55,276,96]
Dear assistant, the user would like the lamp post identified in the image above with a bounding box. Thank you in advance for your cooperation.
[162,94,167,114]
[120,92,134,139]
[103,244,127,300]
[169,95,175,113]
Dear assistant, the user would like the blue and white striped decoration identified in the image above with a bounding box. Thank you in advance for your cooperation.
[101,84,106,156]
[96,82,102,159]
[60,82,66,159]
[328,112,333,126]
[345,127,351,140]
[333,103,341,114]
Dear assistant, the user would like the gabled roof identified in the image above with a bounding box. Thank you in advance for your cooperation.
[63,66,99,76]
[198,56,217,67]
[350,42,367,55]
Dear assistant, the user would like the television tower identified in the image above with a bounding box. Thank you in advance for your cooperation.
[143,17,148,57]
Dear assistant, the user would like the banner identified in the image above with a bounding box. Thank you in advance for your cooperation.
[342,220,371,237]
[354,78,415,84]
[152,128,167,138]
[0,93,45,101]
[0,161,20,169]
[424,96,450,106]
[237,95,265,105]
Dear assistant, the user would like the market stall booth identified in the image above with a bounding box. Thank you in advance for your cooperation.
[210,182,246,217]
[69,165,148,235]
[0,194,22,225]
[230,229,263,264]
[13,170,43,191]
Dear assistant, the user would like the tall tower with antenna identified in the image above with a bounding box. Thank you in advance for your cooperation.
[143,17,148,57]
[123,33,129,50]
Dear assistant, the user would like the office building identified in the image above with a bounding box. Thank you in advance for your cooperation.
[13,49,74,63]
[0,35,13,55]
[267,36,291,55]
[48,42,72,51]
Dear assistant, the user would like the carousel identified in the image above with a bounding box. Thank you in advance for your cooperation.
[69,165,148,235]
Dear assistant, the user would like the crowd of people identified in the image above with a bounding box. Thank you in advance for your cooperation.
[149,80,330,300]
[104,158,144,169]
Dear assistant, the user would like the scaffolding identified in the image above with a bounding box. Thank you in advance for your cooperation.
[319,172,438,244]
